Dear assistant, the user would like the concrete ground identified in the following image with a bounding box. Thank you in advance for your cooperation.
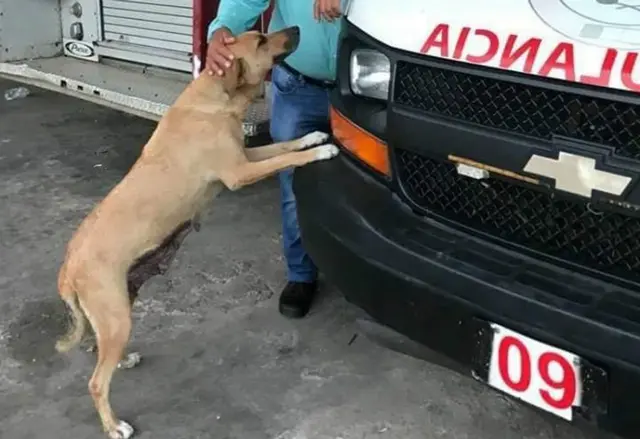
[0,77,613,439]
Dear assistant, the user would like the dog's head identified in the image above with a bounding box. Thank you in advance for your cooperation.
[223,26,300,89]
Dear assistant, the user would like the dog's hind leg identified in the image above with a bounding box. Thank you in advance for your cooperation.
[85,268,146,368]
[110,220,193,371]
[85,288,140,370]
[84,284,140,370]
[82,287,135,439]
[87,221,193,369]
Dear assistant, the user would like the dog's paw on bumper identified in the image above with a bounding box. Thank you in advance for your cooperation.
[313,144,340,161]
[300,131,330,149]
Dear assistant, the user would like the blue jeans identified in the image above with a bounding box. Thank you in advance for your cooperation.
[269,64,330,283]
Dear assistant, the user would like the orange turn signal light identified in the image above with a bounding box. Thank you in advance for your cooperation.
[330,106,390,176]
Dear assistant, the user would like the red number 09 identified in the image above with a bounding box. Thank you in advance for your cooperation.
[497,336,577,410]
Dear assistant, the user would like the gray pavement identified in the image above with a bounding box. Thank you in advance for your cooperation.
[0,77,611,439]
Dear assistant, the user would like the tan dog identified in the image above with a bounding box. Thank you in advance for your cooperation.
[54,26,338,439]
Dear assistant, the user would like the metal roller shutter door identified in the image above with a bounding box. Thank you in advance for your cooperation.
[97,0,193,72]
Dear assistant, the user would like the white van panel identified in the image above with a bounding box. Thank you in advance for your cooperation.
[346,0,640,92]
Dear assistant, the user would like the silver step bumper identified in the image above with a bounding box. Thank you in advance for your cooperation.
[0,56,270,137]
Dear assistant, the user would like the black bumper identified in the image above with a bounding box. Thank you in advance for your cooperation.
[294,155,640,438]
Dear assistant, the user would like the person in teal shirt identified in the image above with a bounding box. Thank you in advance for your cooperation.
[206,0,347,319]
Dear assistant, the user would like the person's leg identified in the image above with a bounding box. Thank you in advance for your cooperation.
[278,169,316,280]
[269,65,330,318]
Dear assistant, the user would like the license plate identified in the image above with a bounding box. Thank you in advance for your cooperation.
[487,323,583,421]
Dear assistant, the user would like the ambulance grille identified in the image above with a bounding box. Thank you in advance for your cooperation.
[393,61,640,160]
[395,149,640,283]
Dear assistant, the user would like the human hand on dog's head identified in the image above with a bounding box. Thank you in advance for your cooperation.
[206,26,237,76]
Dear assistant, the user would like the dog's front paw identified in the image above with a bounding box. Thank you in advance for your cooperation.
[108,420,134,439]
[117,352,142,370]
[299,131,330,149]
[313,144,340,161]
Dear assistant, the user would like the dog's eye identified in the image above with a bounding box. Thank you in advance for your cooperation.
[257,35,268,47]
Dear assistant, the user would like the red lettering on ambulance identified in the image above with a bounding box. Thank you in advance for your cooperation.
[621,52,640,92]
[538,43,576,82]
[579,49,617,87]
[499,35,541,73]
[453,27,471,59]
[420,24,450,57]
[419,23,640,92]
[466,29,499,63]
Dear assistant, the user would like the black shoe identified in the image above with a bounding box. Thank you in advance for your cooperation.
[278,281,318,318]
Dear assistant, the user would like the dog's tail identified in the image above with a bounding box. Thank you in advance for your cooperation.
[55,262,87,353]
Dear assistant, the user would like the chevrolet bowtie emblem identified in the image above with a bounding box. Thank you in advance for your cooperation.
[524,152,632,198]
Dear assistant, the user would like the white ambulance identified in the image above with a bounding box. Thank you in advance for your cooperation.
[293,1,640,438]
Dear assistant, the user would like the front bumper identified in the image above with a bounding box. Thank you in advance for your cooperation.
[294,154,640,438]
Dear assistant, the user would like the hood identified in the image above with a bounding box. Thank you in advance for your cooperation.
[346,0,640,93]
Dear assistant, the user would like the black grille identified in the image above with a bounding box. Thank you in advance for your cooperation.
[394,62,640,160]
[396,149,640,282]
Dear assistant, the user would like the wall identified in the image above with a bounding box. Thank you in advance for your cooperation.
[0,0,62,62]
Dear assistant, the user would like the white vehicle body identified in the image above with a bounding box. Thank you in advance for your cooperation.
[347,0,640,93]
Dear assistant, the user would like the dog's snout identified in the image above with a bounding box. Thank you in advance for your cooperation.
[283,26,300,52]
[267,26,301,64]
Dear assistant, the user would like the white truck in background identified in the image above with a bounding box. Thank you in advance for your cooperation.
[0,0,273,136]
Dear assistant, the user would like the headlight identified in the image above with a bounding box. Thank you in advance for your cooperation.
[349,49,391,101]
